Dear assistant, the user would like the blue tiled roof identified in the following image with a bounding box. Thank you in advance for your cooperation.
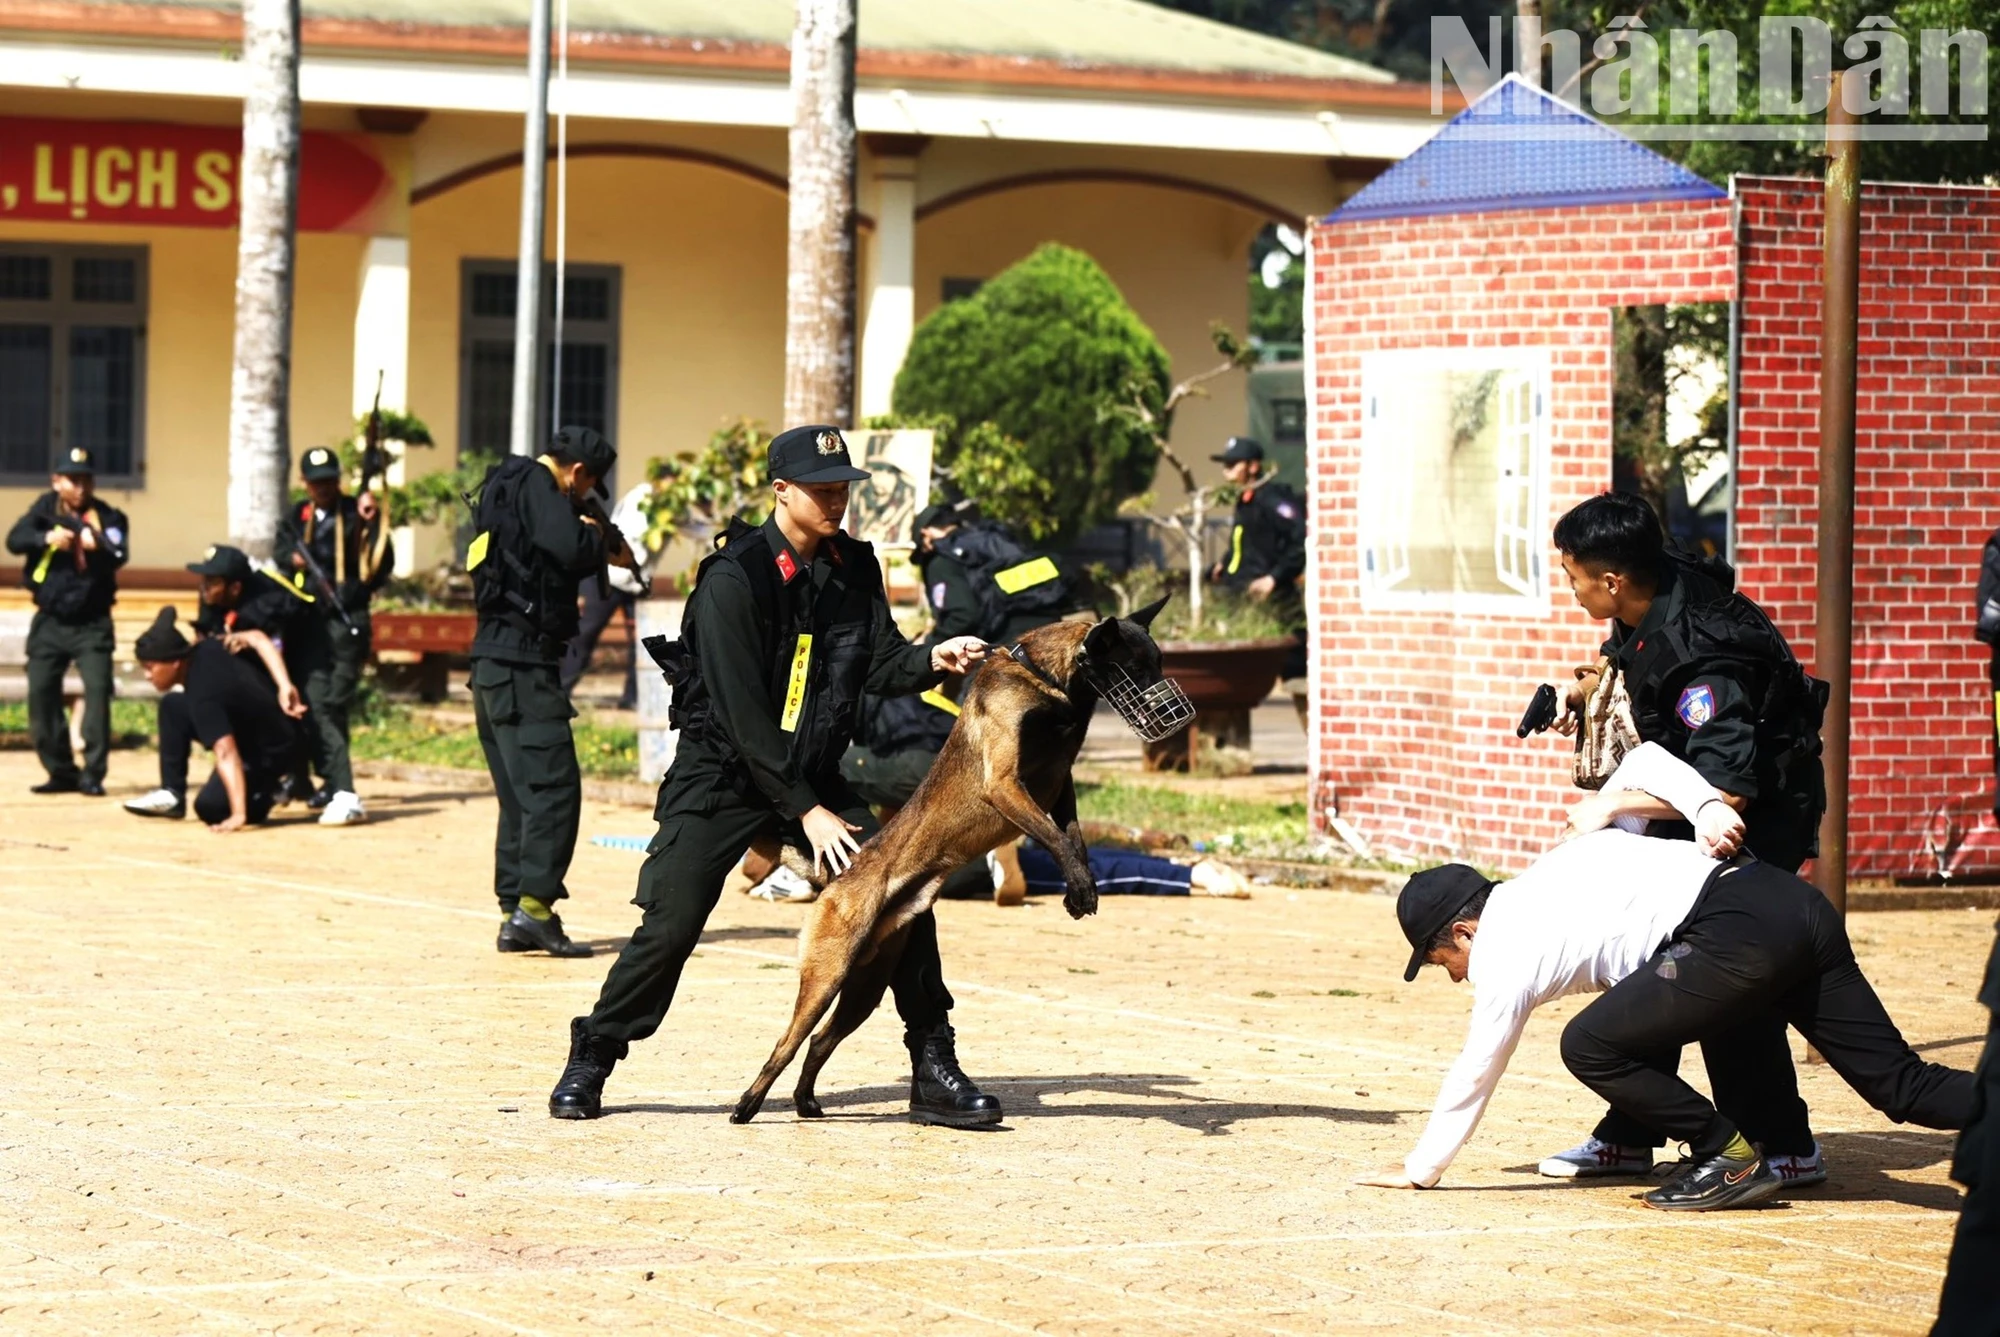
[1327,73,1725,224]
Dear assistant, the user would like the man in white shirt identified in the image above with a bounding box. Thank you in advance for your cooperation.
[1359,743,1974,1210]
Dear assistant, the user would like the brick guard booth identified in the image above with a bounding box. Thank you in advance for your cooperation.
[1306,73,2000,881]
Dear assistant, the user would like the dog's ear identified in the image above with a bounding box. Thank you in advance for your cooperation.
[1130,593,1171,629]
[1079,616,1121,665]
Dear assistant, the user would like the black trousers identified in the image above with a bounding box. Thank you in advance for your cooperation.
[583,778,954,1050]
[1592,843,1816,1157]
[26,611,114,785]
[285,612,370,794]
[471,658,579,911]
[1562,863,1974,1161]
[1988,650,2000,819]
[157,693,277,825]
[559,581,636,706]
[1933,922,2000,1337]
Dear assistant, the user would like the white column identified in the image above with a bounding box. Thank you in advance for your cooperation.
[352,235,413,575]
[857,140,921,421]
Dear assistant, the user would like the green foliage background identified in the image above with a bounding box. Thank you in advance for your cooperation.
[892,244,1172,545]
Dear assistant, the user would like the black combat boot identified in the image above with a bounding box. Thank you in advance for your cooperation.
[499,907,593,957]
[908,1023,1003,1128]
[549,1017,627,1119]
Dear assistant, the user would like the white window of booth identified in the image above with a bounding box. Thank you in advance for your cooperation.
[1357,346,1551,617]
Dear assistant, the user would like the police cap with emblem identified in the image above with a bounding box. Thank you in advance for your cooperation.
[55,446,96,477]
[1211,436,1265,465]
[186,544,254,583]
[768,425,870,484]
[299,446,342,482]
[550,425,617,499]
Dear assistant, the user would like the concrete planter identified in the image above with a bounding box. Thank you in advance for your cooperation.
[1146,636,1295,772]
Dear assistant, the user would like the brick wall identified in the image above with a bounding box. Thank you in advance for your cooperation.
[1733,177,2000,877]
[1307,199,1734,872]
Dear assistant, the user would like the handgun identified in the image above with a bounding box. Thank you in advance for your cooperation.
[1516,683,1559,738]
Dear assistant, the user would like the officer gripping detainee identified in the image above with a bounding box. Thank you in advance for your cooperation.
[274,446,392,827]
[547,425,999,1127]
[125,545,313,820]
[5,446,128,797]
[1206,437,1308,715]
[466,425,636,959]
[1540,491,1829,1184]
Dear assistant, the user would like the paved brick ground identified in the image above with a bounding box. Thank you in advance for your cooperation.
[0,751,1988,1334]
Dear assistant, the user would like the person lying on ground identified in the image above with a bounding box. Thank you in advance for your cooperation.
[1355,742,1975,1211]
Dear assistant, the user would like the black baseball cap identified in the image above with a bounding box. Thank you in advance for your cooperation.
[186,544,254,583]
[551,425,617,498]
[299,446,342,482]
[1211,436,1264,465]
[134,607,194,662]
[1397,864,1495,981]
[768,425,870,484]
[55,446,96,477]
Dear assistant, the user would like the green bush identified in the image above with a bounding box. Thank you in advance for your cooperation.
[891,244,1170,544]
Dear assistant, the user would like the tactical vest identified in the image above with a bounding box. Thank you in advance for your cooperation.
[662,518,886,784]
[862,686,959,757]
[1621,554,1829,863]
[936,522,1071,641]
[466,456,579,645]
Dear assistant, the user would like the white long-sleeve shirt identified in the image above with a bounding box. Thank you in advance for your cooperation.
[1401,744,1729,1187]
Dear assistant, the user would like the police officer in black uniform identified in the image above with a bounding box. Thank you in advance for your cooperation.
[468,426,631,959]
[1544,490,1827,1181]
[912,500,1073,647]
[548,425,999,1126]
[6,445,128,796]
[1207,437,1308,704]
[1934,916,2000,1334]
[275,446,392,825]
[126,545,311,819]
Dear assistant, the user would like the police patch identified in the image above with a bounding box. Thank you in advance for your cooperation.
[1676,684,1716,730]
[930,582,947,609]
[1275,501,1298,520]
[774,547,799,583]
[815,430,844,456]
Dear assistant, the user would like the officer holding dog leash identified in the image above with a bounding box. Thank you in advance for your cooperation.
[549,425,1000,1128]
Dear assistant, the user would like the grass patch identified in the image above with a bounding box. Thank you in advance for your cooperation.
[352,705,639,780]
[0,697,157,748]
[1075,777,1311,860]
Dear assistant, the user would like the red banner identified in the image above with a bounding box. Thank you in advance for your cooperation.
[0,118,399,234]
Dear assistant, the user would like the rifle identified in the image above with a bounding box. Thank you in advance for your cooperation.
[578,493,651,599]
[279,532,360,638]
[355,373,393,584]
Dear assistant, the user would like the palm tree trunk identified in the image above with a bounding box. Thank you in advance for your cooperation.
[227,0,301,558]
[783,0,857,427]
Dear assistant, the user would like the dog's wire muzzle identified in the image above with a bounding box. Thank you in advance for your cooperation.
[1095,662,1196,743]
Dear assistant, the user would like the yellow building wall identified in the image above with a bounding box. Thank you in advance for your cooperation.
[910,180,1263,485]
[405,154,791,567]
[0,217,360,571]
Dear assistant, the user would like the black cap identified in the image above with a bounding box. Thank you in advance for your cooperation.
[1211,436,1265,465]
[55,446,96,477]
[551,425,617,498]
[134,607,194,662]
[186,544,254,583]
[1397,864,1495,982]
[299,446,342,482]
[768,425,870,484]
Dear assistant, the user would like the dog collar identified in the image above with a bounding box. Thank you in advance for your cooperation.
[1005,642,1071,698]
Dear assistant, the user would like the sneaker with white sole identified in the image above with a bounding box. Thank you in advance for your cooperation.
[1537,1136,1655,1178]
[123,787,186,819]
[748,866,817,903]
[318,791,366,826]
[1764,1142,1827,1187]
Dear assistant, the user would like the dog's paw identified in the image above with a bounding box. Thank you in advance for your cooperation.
[795,1092,824,1120]
[1063,882,1099,919]
[730,1092,764,1125]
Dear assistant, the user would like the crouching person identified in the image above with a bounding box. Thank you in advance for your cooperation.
[1358,742,1974,1210]
[130,608,306,832]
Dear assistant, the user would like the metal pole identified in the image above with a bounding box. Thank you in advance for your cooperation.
[507,0,551,457]
[1814,70,1860,918]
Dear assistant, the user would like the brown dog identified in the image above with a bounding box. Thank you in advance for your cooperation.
[729,595,1188,1125]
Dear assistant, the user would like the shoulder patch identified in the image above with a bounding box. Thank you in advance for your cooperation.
[1676,684,1716,730]
[930,581,948,609]
[1274,501,1298,520]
